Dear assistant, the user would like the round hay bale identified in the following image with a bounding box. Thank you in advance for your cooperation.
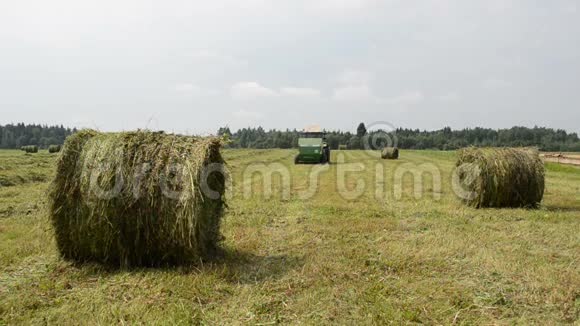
[456,147,544,208]
[23,145,38,153]
[381,147,399,159]
[48,144,62,153]
[48,130,226,267]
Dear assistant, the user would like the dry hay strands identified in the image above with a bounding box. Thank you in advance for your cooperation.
[48,130,226,267]
[22,145,38,153]
[381,147,399,159]
[456,147,545,208]
[48,144,62,153]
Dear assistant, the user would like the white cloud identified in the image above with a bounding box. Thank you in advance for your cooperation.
[437,92,460,102]
[564,4,577,14]
[232,109,263,120]
[174,83,197,92]
[337,69,373,85]
[483,78,513,89]
[385,91,424,105]
[307,0,379,16]
[280,87,321,97]
[188,50,248,68]
[3,1,579,133]
[332,85,375,101]
[331,87,424,105]
[231,82,278,100]
[173,83,219,96]
[332,69,378,102]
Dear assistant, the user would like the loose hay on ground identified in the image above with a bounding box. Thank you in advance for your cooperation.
[48,130,226,267]
[456,147,545,208]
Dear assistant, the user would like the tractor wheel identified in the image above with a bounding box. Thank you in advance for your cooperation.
[294,155,300,164]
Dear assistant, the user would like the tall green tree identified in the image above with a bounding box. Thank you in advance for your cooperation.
[356,123,367,137]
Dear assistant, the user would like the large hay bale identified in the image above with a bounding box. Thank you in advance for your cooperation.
[381,147,399,159]
[338,144,347,150]
[48,130,226,267]
[456,147,544,208]
[48,144,61,153]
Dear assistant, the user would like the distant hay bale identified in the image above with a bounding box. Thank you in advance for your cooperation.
[48,130,226,267]
[22,145,38,153]
[456,147,544,208]
[338,144,347,150]
[48,145,62,153]
[381,147,399,159]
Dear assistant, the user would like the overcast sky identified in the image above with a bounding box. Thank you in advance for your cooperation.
[1,0,579,134]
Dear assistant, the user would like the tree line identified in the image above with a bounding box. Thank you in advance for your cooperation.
[1,123,578,152]
[0,123,76,149]
[218,124,580,152]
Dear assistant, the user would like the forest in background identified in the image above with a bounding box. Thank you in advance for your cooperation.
[0,124,75,149]
[1,123,579,152]
[218,123,580,152]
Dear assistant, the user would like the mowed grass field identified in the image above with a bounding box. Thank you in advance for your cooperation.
[1,148,579,324]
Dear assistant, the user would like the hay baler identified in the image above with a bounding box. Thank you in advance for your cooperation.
[294,132,330,164]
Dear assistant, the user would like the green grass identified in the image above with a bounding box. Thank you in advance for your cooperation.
[0,149,579,324]
[0,150,53,187]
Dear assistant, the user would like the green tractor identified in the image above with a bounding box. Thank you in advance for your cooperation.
[294,132,330,164]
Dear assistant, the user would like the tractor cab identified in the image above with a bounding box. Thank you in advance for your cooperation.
[295,132,330,164]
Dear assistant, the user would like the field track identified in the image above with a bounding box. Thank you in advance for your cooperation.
[541,152,580,166]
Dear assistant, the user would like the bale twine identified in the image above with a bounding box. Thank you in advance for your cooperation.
[48,130,226,267]
[381,147,399,159]
[456,147,544,208]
